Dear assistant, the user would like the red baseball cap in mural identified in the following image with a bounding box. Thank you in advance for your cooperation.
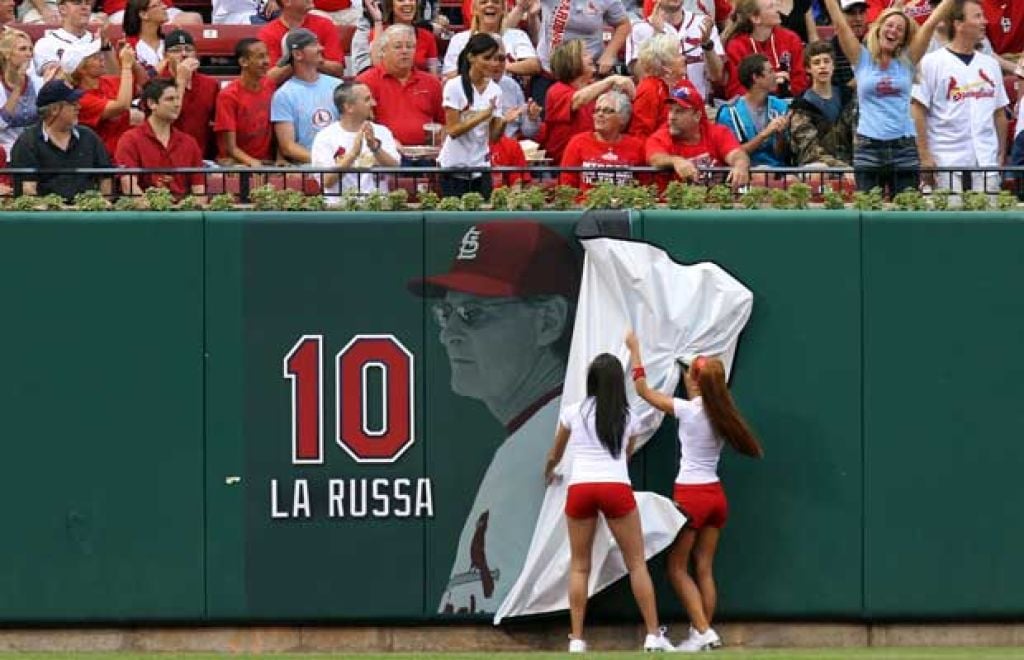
[409,221,579,299]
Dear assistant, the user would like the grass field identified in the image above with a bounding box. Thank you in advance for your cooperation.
[1,651,1022,660]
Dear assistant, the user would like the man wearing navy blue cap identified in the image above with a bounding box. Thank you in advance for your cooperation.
[11,79,112,200]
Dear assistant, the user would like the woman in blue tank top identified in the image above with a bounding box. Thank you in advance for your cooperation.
[822,0,954,195]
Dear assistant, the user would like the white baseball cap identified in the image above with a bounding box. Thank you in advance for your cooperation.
[840,0,867,9]
[59,40,102,75]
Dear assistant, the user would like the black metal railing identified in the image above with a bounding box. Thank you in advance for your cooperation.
[2,165,1023,205]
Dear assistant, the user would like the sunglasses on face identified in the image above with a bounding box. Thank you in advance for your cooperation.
[431,299,522,328]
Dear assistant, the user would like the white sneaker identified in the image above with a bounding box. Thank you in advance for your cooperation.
[568,637,587,653]
[675,627,720,652]
[689,625,723,649]
[643,627,675,652]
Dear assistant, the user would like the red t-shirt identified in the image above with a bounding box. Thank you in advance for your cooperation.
[559,131,645,191]
[356,65,444,145]
[866,0,932,25]
[724,26,807,99]
[641,0,732,21]
[645,123,740,187]
[214,77,276,162]
[983,0,1024,55]
[115,121,204,196]
[541,81,595,165]
[260,14,345,67]
[628,76,670,138]
[490,135,530,188]
[368,26,438,71]
[77,76,132,160]
[158,72,219,160]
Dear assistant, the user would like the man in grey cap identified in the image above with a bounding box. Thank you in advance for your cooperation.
[258,0,345,81]
[270,27,343,163]
[11,80,112,200]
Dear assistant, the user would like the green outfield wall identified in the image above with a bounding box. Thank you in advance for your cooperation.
[0,210,1020,623]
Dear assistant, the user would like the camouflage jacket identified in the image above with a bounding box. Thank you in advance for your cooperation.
[789,86,858,168]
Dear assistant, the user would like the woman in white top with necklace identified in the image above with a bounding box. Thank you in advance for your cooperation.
[545,353,675,653]
[626,331,763,653]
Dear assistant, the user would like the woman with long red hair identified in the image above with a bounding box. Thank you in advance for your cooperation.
[625,330,763,653]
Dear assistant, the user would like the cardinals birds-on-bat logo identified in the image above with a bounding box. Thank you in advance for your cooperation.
[441,509,500,613]
[947,71,998,102]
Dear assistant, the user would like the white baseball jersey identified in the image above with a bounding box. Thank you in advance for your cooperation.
[625,12,724,100]
[911,48,1009,168]
[438,395,560,615]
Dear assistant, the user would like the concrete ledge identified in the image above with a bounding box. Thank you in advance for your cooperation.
[0,623,1020,653]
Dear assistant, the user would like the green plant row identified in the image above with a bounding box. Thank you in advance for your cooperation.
[1,184,1020,212]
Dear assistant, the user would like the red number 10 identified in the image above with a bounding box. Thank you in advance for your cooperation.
[283,334,415,465]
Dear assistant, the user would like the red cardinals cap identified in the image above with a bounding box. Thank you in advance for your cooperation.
[667,80,705,112]
[409,221,579,299]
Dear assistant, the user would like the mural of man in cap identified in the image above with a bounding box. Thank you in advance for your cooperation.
[409,220,580,615]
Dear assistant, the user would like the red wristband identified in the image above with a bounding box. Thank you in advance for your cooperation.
[632,366,646,381]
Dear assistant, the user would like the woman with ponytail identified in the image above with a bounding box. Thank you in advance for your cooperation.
[544,353,675,654]
[437,32,516,198]
[625,330,763,653]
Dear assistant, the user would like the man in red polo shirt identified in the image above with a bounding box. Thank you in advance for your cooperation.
[116,78,204,197]
[983,0,1024,55]
[356,24,443,147]
[261,0,345,81]
[215,38,276,165]
[646,81,749,188]
[160,29,219,160]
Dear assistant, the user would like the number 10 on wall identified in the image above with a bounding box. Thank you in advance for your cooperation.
[283,334,415,465]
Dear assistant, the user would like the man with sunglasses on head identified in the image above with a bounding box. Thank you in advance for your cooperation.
[409,221,580,616]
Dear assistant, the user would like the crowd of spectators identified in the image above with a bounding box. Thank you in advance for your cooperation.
[0,0,1020,204]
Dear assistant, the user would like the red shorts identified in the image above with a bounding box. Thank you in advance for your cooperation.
[674,482,728,529]
[565,482,636,519]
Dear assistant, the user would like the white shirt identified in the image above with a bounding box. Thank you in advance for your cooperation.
[673,396,723,484]
[134,39,164,73]
[211,0,259,23]
[33,28,96,77]
[911,48,1009,167]
[310,121,398,203]
[438,396,560,615]
[626,12,724,100]
[437,76,502,169]
[442,28,537,77]
[559,398,635,485]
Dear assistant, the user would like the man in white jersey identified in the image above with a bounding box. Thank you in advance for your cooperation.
[912,0,1009,193]
[626,0,726,99]
[408,221,580,615]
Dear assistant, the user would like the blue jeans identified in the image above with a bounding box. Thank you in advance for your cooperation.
[853,134,920,196]
[439,173,492,199]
